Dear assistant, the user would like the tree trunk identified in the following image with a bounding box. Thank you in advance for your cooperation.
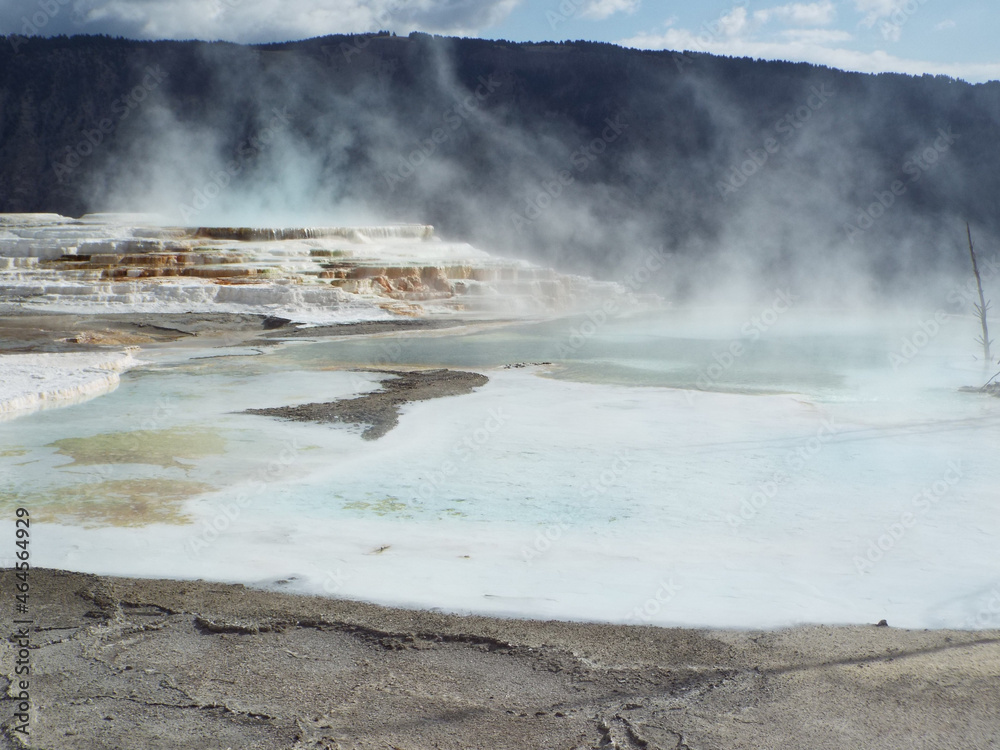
[967,223,993,367]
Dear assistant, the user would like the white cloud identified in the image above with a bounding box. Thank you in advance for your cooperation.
[853,0,908,28]
[618,28,1000,83]
[935,19,956,30]
[579,0,641,21]
[618,0,996,82]
[717,7,750,38]
[879,22,901,42]
[778,28,852,44]
[856,0,929,42]
[2,0,525,43]
[754,1,837,27]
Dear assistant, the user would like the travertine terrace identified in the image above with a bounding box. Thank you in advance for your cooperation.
[0,214,622,320]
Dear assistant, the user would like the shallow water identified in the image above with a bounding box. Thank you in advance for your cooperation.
[2,307,999,630]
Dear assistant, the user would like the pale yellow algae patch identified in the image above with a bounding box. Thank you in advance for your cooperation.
[49,427,225,469]
[2,479,214,527]
[343,496,411,516]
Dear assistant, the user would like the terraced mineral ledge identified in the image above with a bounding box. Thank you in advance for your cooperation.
[0,213,627,322]
[1,569,998,750]
[0,211,631,418]
[0,349,137,417]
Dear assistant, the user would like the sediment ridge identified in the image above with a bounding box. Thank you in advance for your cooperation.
[244,368,489,439]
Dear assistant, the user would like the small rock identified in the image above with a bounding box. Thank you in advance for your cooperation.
[262,316,291,330]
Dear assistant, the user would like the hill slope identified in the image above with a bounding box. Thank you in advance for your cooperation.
[2,33,999,299]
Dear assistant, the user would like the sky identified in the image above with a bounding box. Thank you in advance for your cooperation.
[3,0,999,83]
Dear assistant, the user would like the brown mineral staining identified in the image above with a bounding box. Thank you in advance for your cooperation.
[49,426,226,469]
[63,329,158,346]
[3,478,214,527]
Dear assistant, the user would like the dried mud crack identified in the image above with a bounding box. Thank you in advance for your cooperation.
[2,570,999,750]
[243,368,489,439]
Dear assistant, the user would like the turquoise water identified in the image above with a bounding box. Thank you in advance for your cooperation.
[278,308,966,397]
[2,307,999,629]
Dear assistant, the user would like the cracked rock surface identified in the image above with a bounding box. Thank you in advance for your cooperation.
[2,569,999,749]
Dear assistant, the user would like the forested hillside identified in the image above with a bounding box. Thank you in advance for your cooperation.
[2,32,999,296]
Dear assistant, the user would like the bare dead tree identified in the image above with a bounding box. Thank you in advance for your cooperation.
[967,223,993,368]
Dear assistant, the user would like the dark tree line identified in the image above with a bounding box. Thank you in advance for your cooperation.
[1,33,998,289]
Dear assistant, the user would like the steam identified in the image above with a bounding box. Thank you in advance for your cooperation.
[81,33,998,312]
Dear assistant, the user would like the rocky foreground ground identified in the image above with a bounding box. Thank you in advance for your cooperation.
[1,569,998,749]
